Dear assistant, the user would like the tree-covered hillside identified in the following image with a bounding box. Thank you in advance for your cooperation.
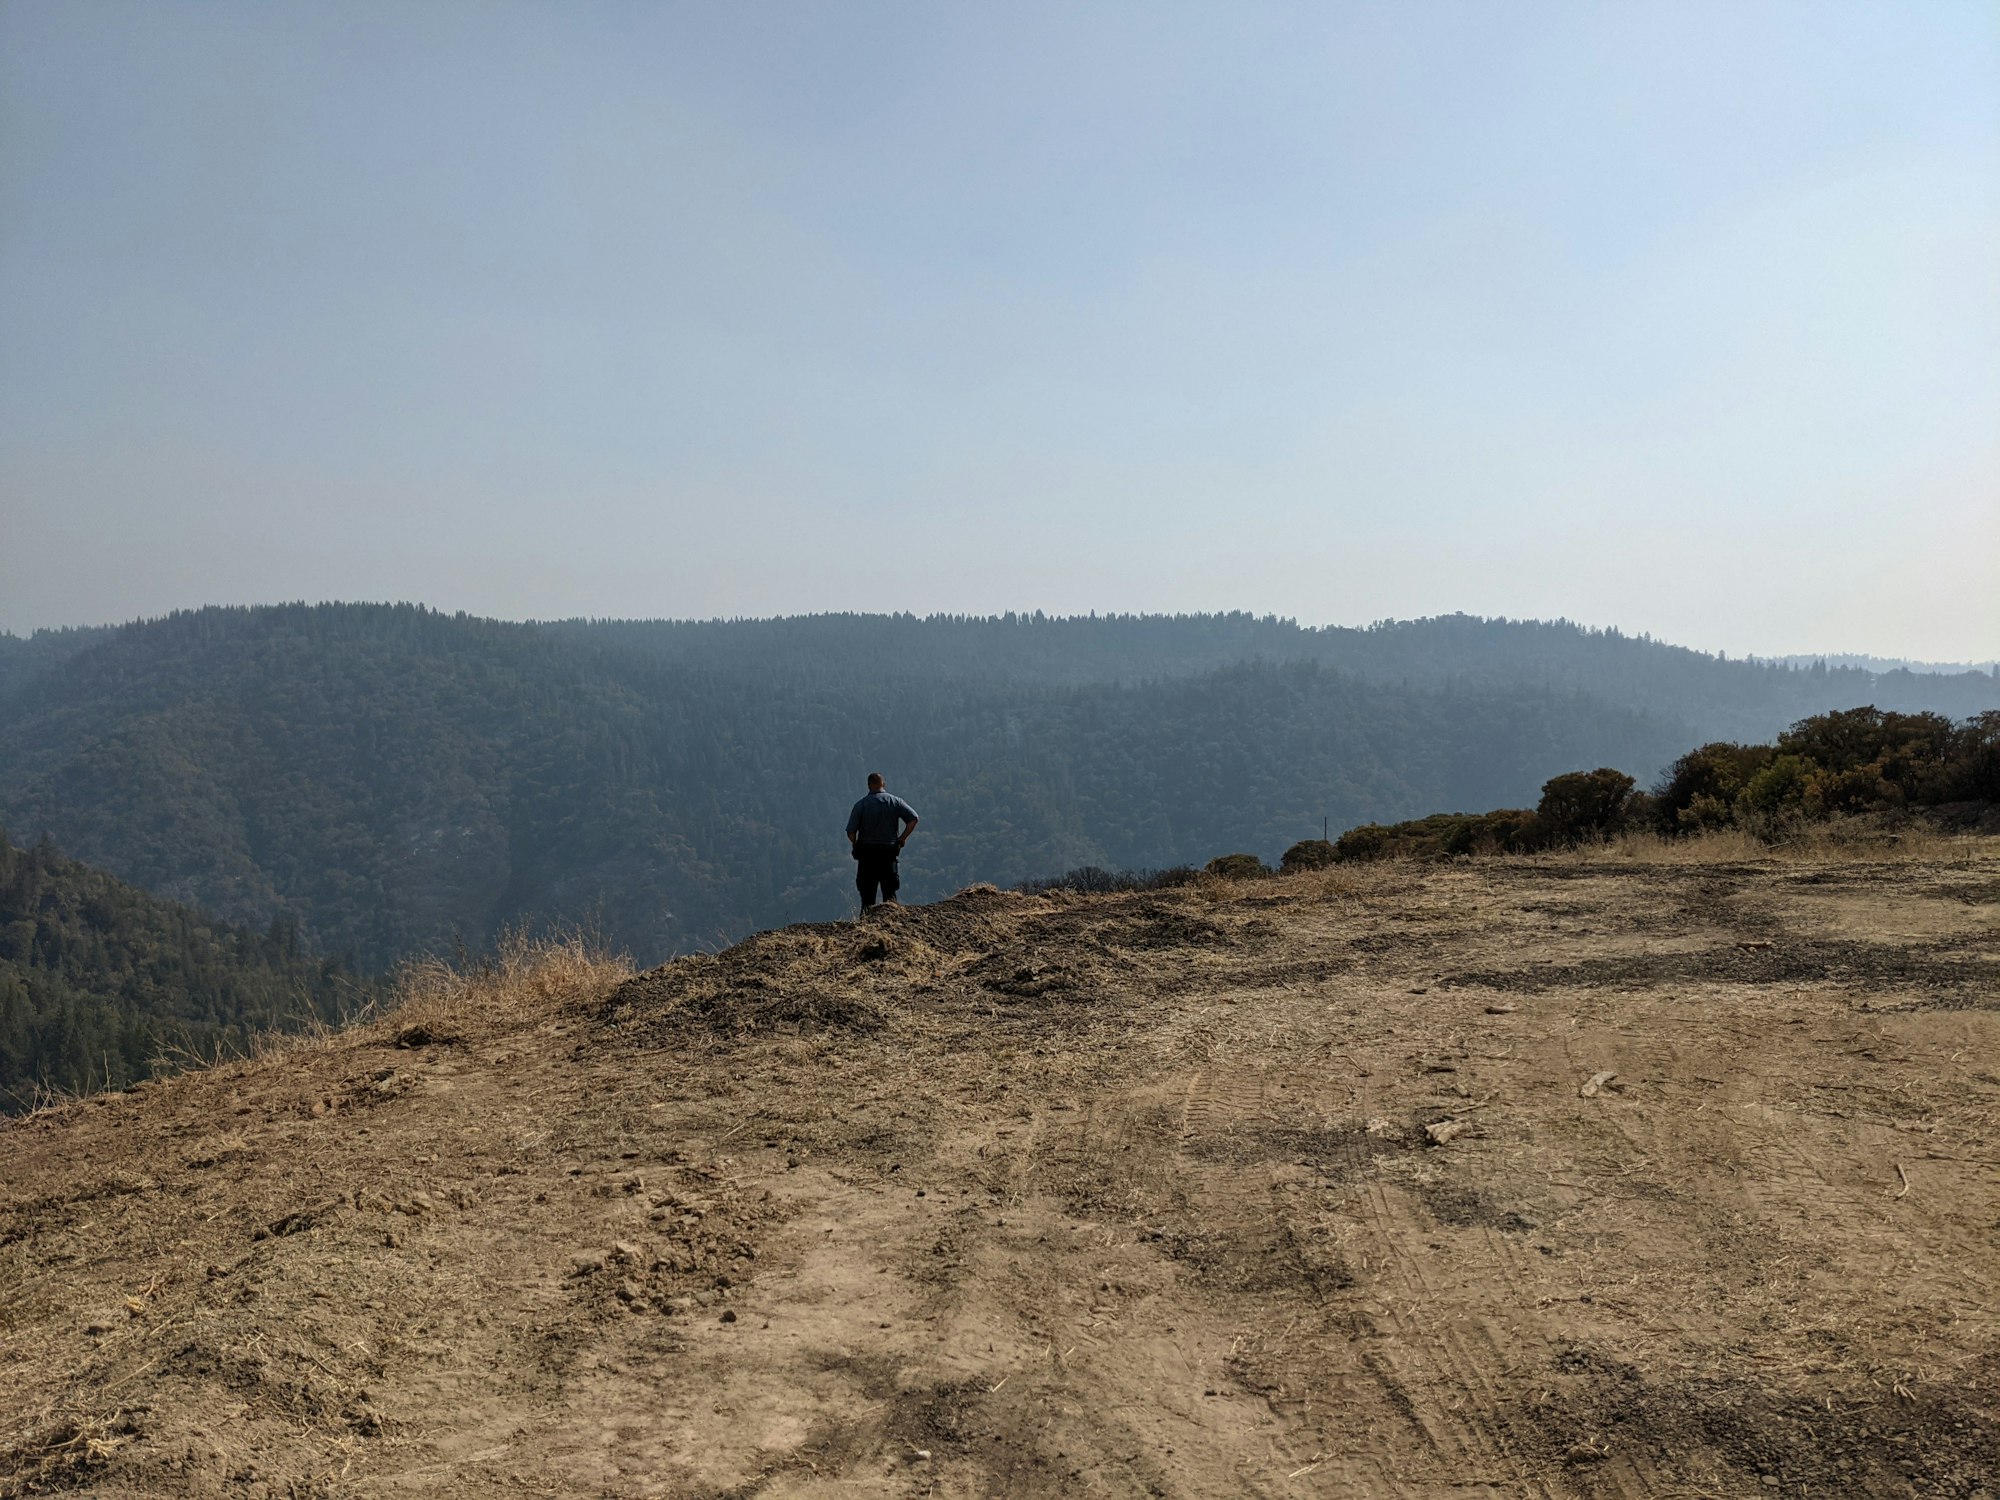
[0,623,109,701]
[0,604,1993,966]
[552,611,2000,739]
[0,830,367,1110]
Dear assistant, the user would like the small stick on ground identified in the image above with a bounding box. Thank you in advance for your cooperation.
[1895,1161,1910,1198]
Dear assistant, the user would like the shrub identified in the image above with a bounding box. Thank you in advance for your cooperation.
[1738,753,1814,815]
[1678,792,1736,832]
[1653,742,1773,831]
[1803,763,1900,816]
[1279,838,1338,873]
[1334,825,1390,861]
[1778,706,1943,774]
[1330,810,1535,861]
[1960,711,2000,802]
[1460,808,1538,854]
[1535,768,1637,845]
[1204,853,1270,879]
[1325,704,1996,866]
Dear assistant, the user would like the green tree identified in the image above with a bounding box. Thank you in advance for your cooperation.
[1534,769,1637,845]
[1738,754,1814,815]
[1652,742,1774,830]
[1279,839,1338,873]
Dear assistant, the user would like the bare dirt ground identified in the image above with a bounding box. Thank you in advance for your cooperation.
[3,842,1998,1498]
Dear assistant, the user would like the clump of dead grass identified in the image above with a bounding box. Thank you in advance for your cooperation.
[366,931,634,1045]
[1578,828,1771,864]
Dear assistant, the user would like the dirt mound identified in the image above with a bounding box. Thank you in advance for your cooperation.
[4,849,1999,1497]
[597,886,1043,1042]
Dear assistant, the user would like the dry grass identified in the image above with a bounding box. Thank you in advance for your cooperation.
[3,936,636,1127]
[1757,818,1991,861]
[1532,823,1998,866]
[0,933,638,1498]
[1582,826,1773,862]
[359,930,634,1045]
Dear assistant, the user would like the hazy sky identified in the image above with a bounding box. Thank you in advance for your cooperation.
[3,1,1996,657]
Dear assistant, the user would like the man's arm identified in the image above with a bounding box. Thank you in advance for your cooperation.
[897,808,920,849]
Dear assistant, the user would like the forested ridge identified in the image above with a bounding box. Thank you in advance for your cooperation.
[0,829,366,1110]
[1,604,1994,967]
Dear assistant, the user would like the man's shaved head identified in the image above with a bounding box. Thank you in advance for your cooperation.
[867,772,884,790]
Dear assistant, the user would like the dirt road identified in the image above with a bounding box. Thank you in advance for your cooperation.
[4,848,1997,1497]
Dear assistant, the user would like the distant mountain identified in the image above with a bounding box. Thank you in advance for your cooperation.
[0,829,367,1110]
[0,604,1994,966]
[1759,653,2000,677]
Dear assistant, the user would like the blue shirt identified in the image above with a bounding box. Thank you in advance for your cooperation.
[847,790,918,845]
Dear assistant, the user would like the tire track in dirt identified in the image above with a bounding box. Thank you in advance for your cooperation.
[1175,1053,1588,1496]
[1349,1174,1566,1499]
[946,1078,1366,1498]
[1171,1066,1431,1495]
[1176,1067,1270,1152]
[1167,1033,1552,1497]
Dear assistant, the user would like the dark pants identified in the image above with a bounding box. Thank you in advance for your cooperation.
[855,844,900,908]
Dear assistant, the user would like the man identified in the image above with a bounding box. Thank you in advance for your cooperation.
[846,772,919,910]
